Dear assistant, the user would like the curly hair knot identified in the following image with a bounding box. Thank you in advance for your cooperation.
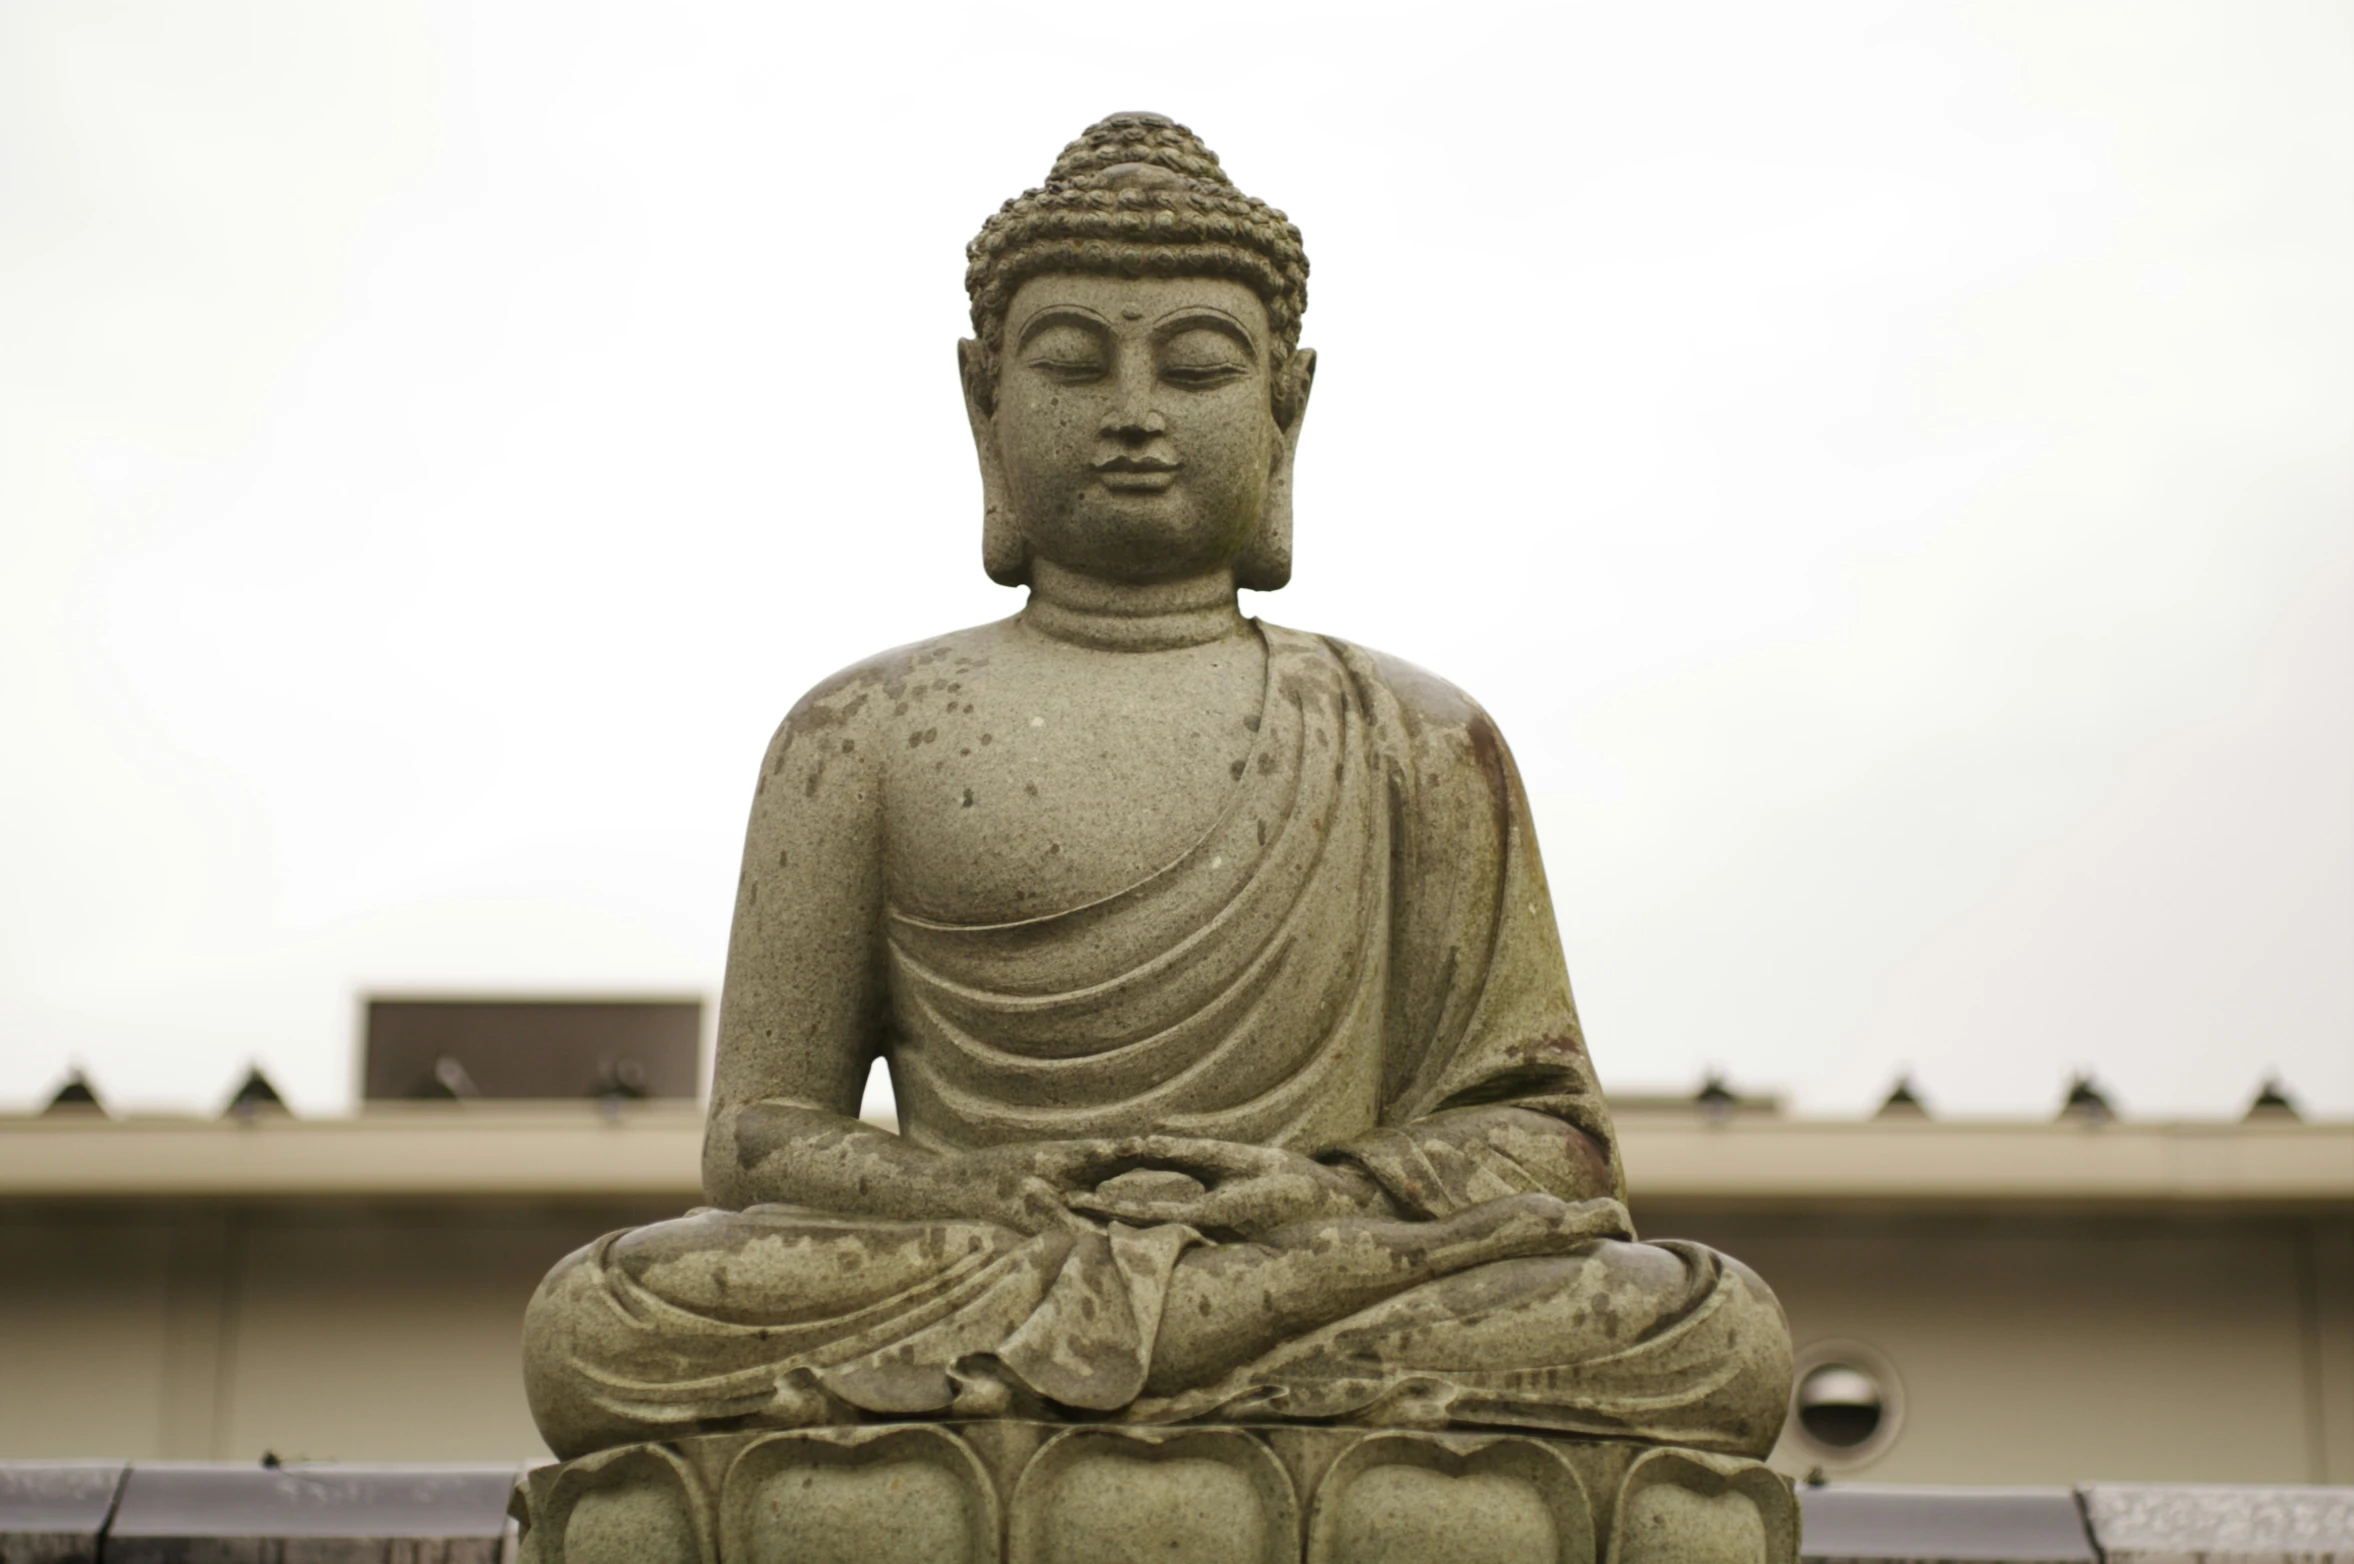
[964,113,1309,412]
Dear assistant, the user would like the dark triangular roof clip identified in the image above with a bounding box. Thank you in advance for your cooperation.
[2246,1075,2300,1121]
[44,1069,106,1116]
[1876,1073,1928,1118]
[2059,1072,2114,1123]
[224,1065,290,1118]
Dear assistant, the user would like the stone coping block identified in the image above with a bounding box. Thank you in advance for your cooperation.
[0,1460,128,1564]
[2080,1483,2354,1563]
[105,1463,524,1564]
[508,1423,1799,1564]
[1796,1484,2097,1562]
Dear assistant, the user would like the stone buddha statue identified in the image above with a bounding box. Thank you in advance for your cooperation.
[518,114,1794,1564]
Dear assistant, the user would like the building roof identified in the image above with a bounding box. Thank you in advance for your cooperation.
[2,1103,2345,1210]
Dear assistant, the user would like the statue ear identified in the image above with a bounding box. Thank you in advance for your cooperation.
[1235,348,1315,593]
[960,339,1028,587]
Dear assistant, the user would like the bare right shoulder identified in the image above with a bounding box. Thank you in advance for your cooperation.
[716,623,1021,1132]
[755,618,1022,799]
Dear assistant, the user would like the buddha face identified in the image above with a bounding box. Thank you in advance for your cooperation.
[978,274,1292,584]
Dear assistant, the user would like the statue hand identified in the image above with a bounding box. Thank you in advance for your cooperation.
[922,1139,1145,1235]
[1066,1136,1390,1239]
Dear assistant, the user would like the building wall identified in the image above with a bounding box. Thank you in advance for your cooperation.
[0,1200,670,1465]
[1657,1207,2354,1485]
[3,1198,2347,1482]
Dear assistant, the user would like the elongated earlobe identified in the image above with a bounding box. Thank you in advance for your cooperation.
[960,340,1028,586]
[1233,483,1292,592]
[1235,348,1315,592]
[982,495,1028,587]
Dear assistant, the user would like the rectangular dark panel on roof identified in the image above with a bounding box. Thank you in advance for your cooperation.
[0,1462,126,1564]
[106,1464,521,1563]
[1800,1484,2098,1563]
[363,997,701,1101]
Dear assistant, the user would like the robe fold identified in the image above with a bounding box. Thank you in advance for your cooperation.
[524,625,1790,1459]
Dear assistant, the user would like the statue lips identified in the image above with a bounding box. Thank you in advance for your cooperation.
[1093,453,1180,495]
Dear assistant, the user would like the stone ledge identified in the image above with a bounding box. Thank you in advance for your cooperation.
[0,1462,126,1564]
[1795,1484,2098,1561]
[2080,1482,2354,1564]
[0,1462,524,1564]
[10,1462,2349,1564]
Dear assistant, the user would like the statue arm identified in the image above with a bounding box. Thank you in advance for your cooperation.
[698,671,1131,1230]
[700,676,905,1210]
[1324,645,1627,1223]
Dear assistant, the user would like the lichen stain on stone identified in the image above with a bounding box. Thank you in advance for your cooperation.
[1463,711,1514,836]
[792,691,868,734]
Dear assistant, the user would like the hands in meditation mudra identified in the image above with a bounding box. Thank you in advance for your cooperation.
[520,114,1792,1558]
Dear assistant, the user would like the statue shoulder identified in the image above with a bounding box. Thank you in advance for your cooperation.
[761,619,1020,779]
[1274,626,1498,744]
[1272,627,1532,831]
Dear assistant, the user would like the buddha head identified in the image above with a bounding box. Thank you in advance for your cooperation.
[962,113,1314,591]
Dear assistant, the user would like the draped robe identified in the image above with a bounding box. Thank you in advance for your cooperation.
[524,625,1789,1459]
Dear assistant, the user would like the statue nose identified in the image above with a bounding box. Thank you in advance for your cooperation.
[1100,407,1167,440]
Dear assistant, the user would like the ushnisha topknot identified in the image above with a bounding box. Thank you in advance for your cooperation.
[964,113,1310,413]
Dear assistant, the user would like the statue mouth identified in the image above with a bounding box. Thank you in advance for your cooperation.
[1094,455,1180,494]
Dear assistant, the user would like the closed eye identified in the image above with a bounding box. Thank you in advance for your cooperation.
[1026,356,1105,382]
[1161,362,1249,388]
[1017,315,1110,381]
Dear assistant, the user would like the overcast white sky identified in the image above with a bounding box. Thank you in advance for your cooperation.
[2,1,2348,1121]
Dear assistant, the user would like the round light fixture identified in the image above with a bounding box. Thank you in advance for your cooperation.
[1784,1341,1902,1468]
